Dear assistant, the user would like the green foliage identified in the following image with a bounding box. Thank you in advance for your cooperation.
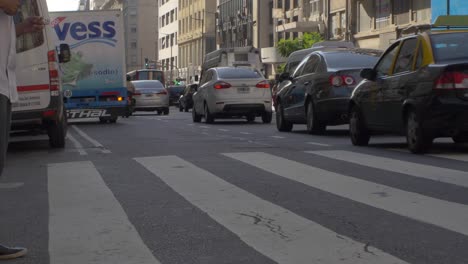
[277,63,286,74]
[276,32,323,58]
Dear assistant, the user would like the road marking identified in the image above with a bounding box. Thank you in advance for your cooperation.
[218,129,229,132]
[187,124,195,126]
[391,148,468,162]
[307,150,468,188]
[135,156,407,264]
[199,126,210,129]
[66,133,87,156]
[271,136,284,139]
[306,142,331,147]
[240,132,252,135]
[0,182,24,189]
[224,152,468,237]
[48,161,161,264]
[71,126,111,154]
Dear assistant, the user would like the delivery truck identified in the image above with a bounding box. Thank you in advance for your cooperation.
[49,10,127,123]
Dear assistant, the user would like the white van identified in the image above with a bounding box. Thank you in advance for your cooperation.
[12,0,70,148]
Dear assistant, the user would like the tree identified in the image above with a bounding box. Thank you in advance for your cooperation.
[276,32,323,58]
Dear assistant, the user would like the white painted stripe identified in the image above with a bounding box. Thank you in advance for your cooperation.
[271,136,284,139]
[48,161,160,264]
[224,152,468,237]
[307,150,468,188]
[306,142,331,147]
[391,148,468,162]
[187,124,195,126]
[0,182,24,189]
[71,126,111,154]
[66,133,87,156]
[240,132,252,135]
[135,156,407,264]
[199,126,210,129]
[218,129,229,132]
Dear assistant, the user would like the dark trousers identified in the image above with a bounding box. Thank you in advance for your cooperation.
[0,94,11,177]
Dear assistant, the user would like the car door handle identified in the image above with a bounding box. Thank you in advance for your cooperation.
[304,81,310,86]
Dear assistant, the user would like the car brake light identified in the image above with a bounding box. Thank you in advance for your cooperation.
[214,81,231,89]
[48,50,59,91]
[330,75,355,87]
[157,90,168,95]
[435,72,468,89]
[256,80,270,88]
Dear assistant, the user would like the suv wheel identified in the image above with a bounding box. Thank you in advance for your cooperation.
[276,103,293,132]
[48,114,67,148]
[406,110,432,154]
[262,112,272,124]
[179,105,183,112]
[349,106,370,146]
[204,104,214,124]
[452,132,468,143]
[306,100,326,134]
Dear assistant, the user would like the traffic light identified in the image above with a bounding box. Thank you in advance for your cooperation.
[144,58,149,68]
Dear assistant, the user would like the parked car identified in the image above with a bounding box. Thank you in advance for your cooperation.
[192,67,273,124]
[166,85,185,106]
[179,84,198,112]
[272,41,355,108]
[132,80,169,115]
[11,1,71,148]
[275,48,381,134]
[349,30,468,153]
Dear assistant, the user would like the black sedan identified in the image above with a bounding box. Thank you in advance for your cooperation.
[349,31,468,153]
[179,84,198,112]
[166,85,185,106]
[275,48,381,134]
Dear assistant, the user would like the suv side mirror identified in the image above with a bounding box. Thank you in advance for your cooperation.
[360,68,377,81]
[279,72,290,82]
[126,75,131,82]
[58,44,71,63]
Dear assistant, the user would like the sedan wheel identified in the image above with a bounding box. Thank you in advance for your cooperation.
[349,106,370,146]
[192,105,202,122]
[452,132,468,144]
[406,110,432,154]
[204,104,214,124]
[276,103,293,132]
[306,101,326,134]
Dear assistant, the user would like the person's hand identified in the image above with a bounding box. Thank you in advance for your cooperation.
[22,16,45,33]
[0,0,21,15]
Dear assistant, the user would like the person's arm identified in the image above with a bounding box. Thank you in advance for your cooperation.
[15,16,45,37]
[0,0,20,15]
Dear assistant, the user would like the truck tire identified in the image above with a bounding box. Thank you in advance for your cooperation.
[109,116,118,123]
[262,112,272,124]
[48,116,67,148]
[163,108,170,115]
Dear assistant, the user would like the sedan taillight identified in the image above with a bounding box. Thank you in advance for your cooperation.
[256,80,270,89]
[330,75,355,87]
[435,72,468,89]
[214,81,231,89]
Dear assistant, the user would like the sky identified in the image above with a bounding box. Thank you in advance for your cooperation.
[47,0,80,11]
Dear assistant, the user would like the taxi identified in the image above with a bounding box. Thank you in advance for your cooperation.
[349,16,468,153]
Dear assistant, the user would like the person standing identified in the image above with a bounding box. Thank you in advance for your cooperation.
[1,0,44,259]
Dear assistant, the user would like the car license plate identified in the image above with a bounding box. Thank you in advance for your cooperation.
[237,87,250,93]
[145,94,153,97]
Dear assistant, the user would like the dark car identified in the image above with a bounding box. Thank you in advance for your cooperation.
[275,48,381,134]
[349,31,468,154]
[179,84,198,112]
[166,85,185,106]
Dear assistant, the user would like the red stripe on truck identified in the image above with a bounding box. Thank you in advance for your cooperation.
[17,84,50,92]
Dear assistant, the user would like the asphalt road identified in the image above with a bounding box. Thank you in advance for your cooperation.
[1,106,468,264]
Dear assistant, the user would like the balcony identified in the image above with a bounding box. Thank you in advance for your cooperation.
[276,21,320,33]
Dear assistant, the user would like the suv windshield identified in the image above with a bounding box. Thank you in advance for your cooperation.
[431,32,468,63]
[217,68,263,79]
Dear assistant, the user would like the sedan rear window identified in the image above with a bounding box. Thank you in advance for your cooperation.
[132,81,164,89]
[324,52,380,69]
[217,68,263,79]
[430,33,468,63]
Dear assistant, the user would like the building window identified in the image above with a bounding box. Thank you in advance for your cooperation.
[393,0,410,25]
[375,0,390,29]
[358,1,373,32]
[277,0,282,9]
[171,10,174,23]
[131,27,137,33]
[131,55,137,63]
[130,41,137,49]
[293,0,298,8]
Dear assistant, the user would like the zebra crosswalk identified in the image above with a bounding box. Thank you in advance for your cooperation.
[42,149,468,263]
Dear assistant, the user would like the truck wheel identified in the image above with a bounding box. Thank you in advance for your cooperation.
[48,116,67,148]
[262,112,272,124]
[452,132,468,143]
[179,105,183,112]
[109,116,118,123]
[246,114,255,123]
[99,117,108,123]
[164,108,170,115]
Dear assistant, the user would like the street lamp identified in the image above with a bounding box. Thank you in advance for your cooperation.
[160,32,174,85]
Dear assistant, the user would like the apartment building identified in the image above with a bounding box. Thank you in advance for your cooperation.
[178,0,217,83]
[159,0,179,84]
[122,0,159,71]
[352,0,431,49]
[90,0,107,10]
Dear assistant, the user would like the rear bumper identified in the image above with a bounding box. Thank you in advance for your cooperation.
[211,101,272,117]
[67,106,128,119]
[423,101,468,133]
[11,95,64,130]
[315,97,350,125]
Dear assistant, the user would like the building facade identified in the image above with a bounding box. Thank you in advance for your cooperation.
[352,0,431,49]
[178,0,217,83]
[90,0,107,10]
[122,0,159,72]
[158,0,179,85]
